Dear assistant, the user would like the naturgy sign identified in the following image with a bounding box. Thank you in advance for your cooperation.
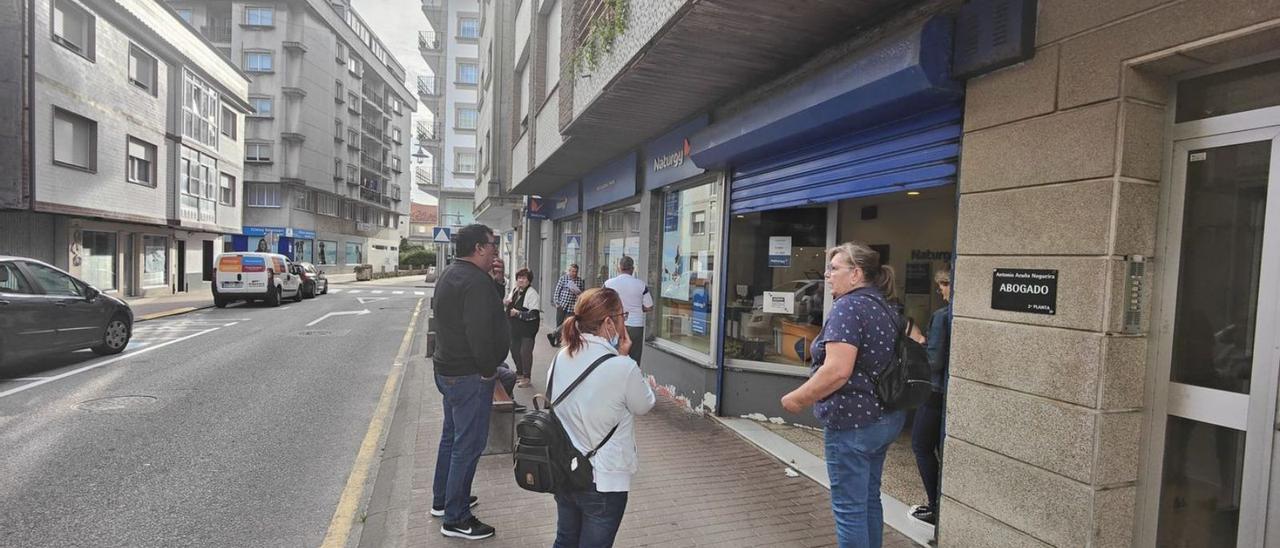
[643,115,708,191]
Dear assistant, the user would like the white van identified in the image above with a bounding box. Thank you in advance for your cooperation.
[212,252,303,307]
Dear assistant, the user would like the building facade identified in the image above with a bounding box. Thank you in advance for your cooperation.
[0,0,251,298]
[168,0,414,273]
[418,0,480,252]
[472,0,522,280]
[496,0,1280,546]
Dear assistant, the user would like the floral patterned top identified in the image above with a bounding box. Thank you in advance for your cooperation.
[809,286,899,430]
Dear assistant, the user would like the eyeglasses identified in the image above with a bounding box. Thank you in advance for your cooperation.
[824,263,852,274]
[613,312,629,321]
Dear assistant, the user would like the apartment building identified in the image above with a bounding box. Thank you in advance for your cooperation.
[0,0,251,298]
[169,0,414,273]
[417,0,479,240]
[472,0,521,277]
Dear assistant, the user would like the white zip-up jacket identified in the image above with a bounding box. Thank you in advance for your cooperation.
[547,334,656,492]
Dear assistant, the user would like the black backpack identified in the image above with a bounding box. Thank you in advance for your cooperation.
[868,298,934,411]
[513,353,618,494]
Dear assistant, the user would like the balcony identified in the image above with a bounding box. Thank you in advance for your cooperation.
[417,121,443,143]
[417,76,442,101]
[421,0,445,19]
[418,31,441,55]
[180,194,217,225]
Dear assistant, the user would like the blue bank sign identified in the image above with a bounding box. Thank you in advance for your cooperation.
[643,115,708,191]
[545,181,581,221]
[582,152,638,211]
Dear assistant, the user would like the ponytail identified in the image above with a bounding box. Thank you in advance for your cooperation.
[875,265,897,301]
[560,287,624,357]
[828,241,896,299]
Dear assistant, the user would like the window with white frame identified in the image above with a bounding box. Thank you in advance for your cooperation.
[180,146,218,222]
[335,42,346,63]
[246,182,281,207]
[52,107,96,171]
[455,149,476,174]
[691,210,707,235]
[244,50,273,73]
[456,105,478,130]
[318,193,340,216]
[335,118,343,136]
[128,44,157,95]
[391,127,401,142]
[244,6,274,26]
[293,189,314,211]
[126,137,156,186]
[220,106,236,139]
[182,70,219,148]
[246,141,271,162]
[458,16,480,40]
[457,60,479,85]
[391,156,401,172]
[335,79,344,100]
[52,0,95,60]
[348,55,362,77]
[249,96,273,117]
[219,172,236,206]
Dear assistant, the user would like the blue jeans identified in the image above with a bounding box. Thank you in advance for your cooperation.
[552,490,629,548]
[910,393,945,508]
[432,373,493,524]
[825,411,907,548]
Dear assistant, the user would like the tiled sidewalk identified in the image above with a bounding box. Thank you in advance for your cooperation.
[408,331,917,547]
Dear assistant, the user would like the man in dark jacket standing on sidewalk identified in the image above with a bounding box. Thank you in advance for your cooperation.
[431,224,510,540]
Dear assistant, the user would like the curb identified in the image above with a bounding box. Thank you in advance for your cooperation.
[135,305,214,322]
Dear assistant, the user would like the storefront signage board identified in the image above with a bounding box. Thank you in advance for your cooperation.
[643,115,708,191]
[546,182,581,221]
[762,291,795,314]
[768,236,792,267]
[291,229,317,240]
[991,268,1058,315]
[691,285,710,335]
[583,152,638,211]
[527,197,550,220]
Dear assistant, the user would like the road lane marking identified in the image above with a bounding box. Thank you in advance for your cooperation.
[321,298,424,548]
[370,290,384,294]
[414,291,424,296]
[347,289,363,294]
[328,289,342,293]
[3,377,52,382]
[306,309,371,327]
[392,291,404,295]
[0,326,224,399]
[356,297,387,304]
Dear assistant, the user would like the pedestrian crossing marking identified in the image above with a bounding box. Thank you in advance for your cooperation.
[393,291,404,295]
[329,289,342,294]
[347,289,363,294]
[371,290,384,294]
[414,291,425,296]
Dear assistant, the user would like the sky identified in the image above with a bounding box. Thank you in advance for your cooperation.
[351,0,438,205]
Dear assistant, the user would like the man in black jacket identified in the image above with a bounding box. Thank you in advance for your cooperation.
[430,224,510,540]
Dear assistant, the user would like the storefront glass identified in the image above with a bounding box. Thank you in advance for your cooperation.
[655,183,719,354]
[317,240,338,266]
[345,242,364,265]
[142,235,168,288]
[588,202,642,287]
[723,208,827,367]
[291,239,313,263]
[82,230,116,291]
[555,217,583,282]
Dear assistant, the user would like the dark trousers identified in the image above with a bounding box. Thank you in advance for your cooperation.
[625,326,644,364]
[553,308,574,344]
[553,490,629,548]
[910,392,946,508]
[509,335,535,378]
[432,373,493,524]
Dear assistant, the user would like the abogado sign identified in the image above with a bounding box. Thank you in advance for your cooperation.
[991,268,1058,315]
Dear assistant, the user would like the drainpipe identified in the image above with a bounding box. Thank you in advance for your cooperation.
[25,0,36,211]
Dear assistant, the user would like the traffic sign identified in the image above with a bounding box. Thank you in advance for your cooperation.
[432,227,452,243]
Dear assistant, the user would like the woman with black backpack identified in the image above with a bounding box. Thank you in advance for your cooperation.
[780,241,909,548]
[547,287,656,547]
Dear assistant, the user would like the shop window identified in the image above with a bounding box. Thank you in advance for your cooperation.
[555,218,583,285]
[142,235,168,287]
[318,240,337,265]
[723,207,827,367]
[291,239,313,263]
[655,185,718,355]
[82,230,116,291]
[345,242,363,265]
[589,203,641,287]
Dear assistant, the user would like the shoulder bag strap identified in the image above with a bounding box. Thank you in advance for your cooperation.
[549,352,616,408]
[862,294,908,382]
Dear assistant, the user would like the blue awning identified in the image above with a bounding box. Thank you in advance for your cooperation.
[690,16,961,170]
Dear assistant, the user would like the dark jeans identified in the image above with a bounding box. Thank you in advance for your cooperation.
[625,326,644,364]
[553,490,629,548]
[495,365,517,396]
[510,335,536,378]
[553,309,573,344]
[911,392,946,509]
[432,373,493,524]
[825,410,907,548]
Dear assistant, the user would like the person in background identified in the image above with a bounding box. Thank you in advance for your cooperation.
[909,269,952,526]
[430,224,510,541]
[492,258,507,297]
[780,242,906,548]
[549,288,656,548]
[507,268,541,388]
[548,264,584,347]
[603,256,653,364]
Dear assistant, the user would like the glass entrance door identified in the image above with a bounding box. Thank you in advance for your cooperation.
[1151,127,1280,548]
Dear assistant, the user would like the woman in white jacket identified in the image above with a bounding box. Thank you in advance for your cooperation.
[549,287,656,548]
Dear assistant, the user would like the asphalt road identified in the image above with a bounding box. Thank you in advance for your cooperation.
[0,285,428,548]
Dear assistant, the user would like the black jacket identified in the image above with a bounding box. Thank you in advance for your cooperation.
[431,260,510,377]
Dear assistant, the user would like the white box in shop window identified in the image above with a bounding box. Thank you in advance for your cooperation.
[762,291,794,314]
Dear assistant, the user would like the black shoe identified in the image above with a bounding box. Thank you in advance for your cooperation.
[430,495,478,518]
[440,516,495,540]
[546,333,558,347]
[910,504,937,526]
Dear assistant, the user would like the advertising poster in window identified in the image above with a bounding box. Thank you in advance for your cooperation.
[661,193,690,302]
[317,241,337,265]
[143,237,167,287]
[690,284,710,335]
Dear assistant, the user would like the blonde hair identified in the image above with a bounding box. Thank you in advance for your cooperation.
[561,287,624,357]
[934,269,951,284]
[827,242,896,300]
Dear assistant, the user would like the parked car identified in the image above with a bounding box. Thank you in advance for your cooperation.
[291,262,328,298]
[212,252,303,308]
[0,256,134,366]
